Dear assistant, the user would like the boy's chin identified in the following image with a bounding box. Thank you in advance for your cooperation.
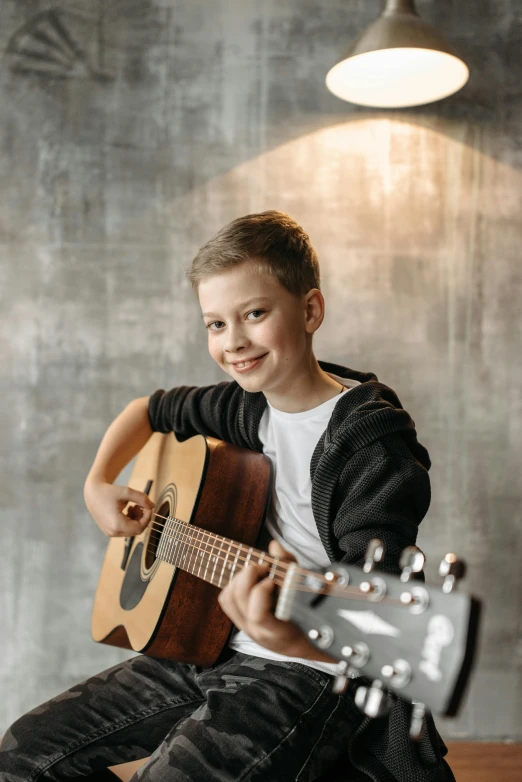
[231,374,267,393]
[236,379,265,392]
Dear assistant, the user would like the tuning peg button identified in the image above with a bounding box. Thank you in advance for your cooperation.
[354,679,396,718]
[400,585,429,614]
[380,658,412,688]
[331,660,362,694]
[439,553,466,593]
[307,625,334,649]
[399,545,426,582]
[409,701,426,740]
[363,539,384,573]
[341,641,370,668]
[359,576,387,601]
[324,568,349,586]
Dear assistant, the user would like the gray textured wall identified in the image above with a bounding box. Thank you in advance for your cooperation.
[1,0,521,741]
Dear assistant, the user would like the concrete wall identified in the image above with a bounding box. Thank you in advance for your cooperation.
[1,0,520,740]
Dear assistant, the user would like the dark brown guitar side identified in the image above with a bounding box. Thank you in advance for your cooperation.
[91,432,272,666]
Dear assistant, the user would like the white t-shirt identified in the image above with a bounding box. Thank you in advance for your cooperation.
[228,372,361,675]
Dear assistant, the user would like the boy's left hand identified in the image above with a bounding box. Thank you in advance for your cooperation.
[217,539,337,663]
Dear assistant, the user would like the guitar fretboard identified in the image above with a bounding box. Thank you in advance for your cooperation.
[155,516,282,589]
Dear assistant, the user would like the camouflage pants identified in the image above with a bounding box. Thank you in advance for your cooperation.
[0,650,364,782]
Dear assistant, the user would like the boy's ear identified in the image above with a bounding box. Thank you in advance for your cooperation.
[304,288,325,333]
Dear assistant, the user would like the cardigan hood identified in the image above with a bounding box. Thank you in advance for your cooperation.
[238,359,431,472]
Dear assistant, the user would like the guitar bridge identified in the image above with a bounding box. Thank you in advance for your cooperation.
[120,537,133,570]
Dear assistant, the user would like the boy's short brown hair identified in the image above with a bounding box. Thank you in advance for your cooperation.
[187,210,320,297]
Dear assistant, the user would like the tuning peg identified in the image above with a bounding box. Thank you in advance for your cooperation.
[399,545,426,583]
[380,658,412,688]
[324,567,350,586]
[363,539,384,573]
[439,553,466,593]
[330,659,363,694]
[409,701,426,740]
[331,660,350,694]
[341,641,370,668]
[307,625,334,649]
[354,679,396,718]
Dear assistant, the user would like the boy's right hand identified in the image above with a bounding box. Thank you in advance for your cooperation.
[84,480,156,537]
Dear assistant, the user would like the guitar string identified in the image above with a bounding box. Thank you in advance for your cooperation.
[126,514,403,604]
[144,525,403,605]
[146,510,338,585]
[145,513,351,591]
[144,532,322,592]
[144,514,402,601]
[145,524,315,590]
[146,511,322,580]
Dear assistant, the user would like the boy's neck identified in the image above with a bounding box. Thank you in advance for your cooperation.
[263,357,344,414]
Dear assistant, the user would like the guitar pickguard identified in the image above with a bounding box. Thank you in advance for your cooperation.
[120,543,149,610]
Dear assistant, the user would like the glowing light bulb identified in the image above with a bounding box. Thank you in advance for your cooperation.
[326,0,469,109]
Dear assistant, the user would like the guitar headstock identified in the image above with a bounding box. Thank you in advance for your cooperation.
[278,540,481,736]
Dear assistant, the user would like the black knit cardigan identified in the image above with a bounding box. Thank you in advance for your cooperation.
[148,359,455,782]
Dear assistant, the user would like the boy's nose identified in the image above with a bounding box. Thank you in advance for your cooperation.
[225,334,250,355]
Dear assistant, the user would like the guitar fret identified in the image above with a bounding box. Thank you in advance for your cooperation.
[225,539,234,579]
[174,530,184,568]
[210,534,221,585]
[182,523,192,571]
[158,518,166,561]
[185,525,195,571]
[197,527,205,578]
[167,518,174,565]
[188,526,199,575]
[181,524,189,571]
[162,517,170,562]
[203,531,211,582]
[171,519,180,566]
[155,520,279,594]
[168,517,177,564]
[189,526,197,574]
[185,524,194,573]
[229,544,241,583]
[217,538,226,587]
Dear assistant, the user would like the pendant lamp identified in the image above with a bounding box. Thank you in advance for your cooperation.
[325,0,469,108]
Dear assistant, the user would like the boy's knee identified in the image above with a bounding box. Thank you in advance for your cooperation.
[0,714,56,781]
[0,717,33,781]
[1,714,30,753]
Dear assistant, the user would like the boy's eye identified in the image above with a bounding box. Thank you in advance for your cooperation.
[205,310,266,331]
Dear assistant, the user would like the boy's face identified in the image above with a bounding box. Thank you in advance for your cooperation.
[198,262,317,394]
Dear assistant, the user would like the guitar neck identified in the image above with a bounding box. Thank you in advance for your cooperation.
[155,515,284,590]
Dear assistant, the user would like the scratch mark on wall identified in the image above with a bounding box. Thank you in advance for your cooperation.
[5,7,114,82]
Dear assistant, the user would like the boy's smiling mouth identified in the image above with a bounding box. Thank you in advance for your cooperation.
[229,353,268,371]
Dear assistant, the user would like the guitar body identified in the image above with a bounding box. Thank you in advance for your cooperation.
[91,432,272,666]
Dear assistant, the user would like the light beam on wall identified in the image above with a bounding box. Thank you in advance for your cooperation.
[325,0,469,108]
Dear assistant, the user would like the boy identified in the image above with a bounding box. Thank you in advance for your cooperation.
[0,210,454,781]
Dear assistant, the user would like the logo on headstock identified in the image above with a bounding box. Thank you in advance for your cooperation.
[337,609,400,637]
[419,614,454,682]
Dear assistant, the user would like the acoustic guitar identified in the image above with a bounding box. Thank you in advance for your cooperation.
[91,432,480,732]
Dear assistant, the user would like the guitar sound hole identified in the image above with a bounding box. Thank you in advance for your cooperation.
[145,499,170,570]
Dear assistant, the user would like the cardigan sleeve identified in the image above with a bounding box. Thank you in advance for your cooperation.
[332,445,431,576]
[147,380,240,442]
[318,444,455,782]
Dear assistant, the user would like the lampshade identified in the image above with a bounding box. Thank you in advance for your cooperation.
[325,0,469,108]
